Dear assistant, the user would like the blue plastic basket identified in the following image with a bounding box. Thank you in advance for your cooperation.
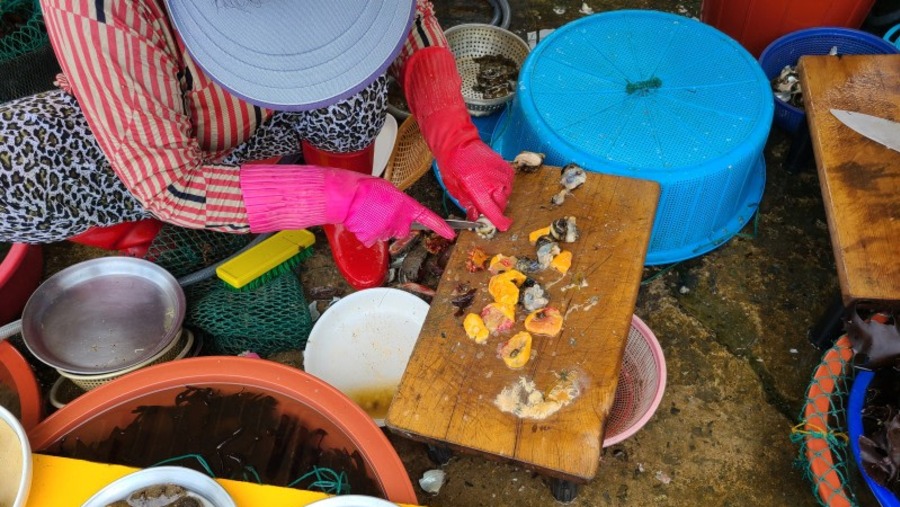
[886,24,900,49]
[848,370,900,507]
[759,27,900,134]
[491,10,773,265]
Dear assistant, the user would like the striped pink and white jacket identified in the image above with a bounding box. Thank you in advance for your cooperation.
[40,0,447,232]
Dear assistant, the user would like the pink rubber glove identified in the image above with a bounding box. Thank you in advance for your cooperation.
[240,164,455,246]
[404,47,514,231]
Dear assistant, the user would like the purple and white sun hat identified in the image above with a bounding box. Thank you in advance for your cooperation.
[164,0,416,111]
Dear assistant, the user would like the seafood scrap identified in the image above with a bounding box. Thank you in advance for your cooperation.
[497,331,533,369]
[472,54,520,100]
[519,280,549,312]
[494,371,583,420]
[475,216,498,240]
[552,163,588,206]
[395,282,436,303]
[450,283,477,317]
[524,307,564,337]
[549,216,580,243]
[464,313,489,343]
[466,247,491,272]
[480,303,515,334]
[488,253,518,274]
[771,65,803,109]
[512,151,545,173]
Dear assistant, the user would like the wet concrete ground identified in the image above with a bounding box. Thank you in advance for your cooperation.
[34,0,889,505]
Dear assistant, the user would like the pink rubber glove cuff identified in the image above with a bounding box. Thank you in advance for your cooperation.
[240,163,454,244]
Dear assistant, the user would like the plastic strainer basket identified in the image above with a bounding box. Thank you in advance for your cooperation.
[492,10,773,265]
[57,329,194,391]
[759,27,899,134]
[604,315,667,447]
[445,23,530,117]
[385,115,433,191]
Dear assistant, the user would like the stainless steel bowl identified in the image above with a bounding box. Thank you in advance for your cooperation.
[21,257,185,375]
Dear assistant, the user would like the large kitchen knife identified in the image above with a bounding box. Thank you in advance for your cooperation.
[831,109,900,153]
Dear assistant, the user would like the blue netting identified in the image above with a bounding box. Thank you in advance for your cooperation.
[491,10,772,265]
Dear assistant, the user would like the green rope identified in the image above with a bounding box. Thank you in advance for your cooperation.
[151,454,216,477]
[640,262,682,286]
[735,210,761,240]
[242,465,262,484]
[287,466,350,495]
[626,76,662,95]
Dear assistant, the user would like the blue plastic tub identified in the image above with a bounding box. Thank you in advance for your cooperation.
[491,10,773,265]
[849,370,900,507]
[759,27,900,134]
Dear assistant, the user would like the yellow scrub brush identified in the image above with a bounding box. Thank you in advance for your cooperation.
[216,229,315,290]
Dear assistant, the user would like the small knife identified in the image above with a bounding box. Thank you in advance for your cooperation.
[830,109,900,153]
[411,219,482,231]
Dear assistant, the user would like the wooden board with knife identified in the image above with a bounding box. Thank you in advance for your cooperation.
[386,165,659,482]
[798,54,900,309]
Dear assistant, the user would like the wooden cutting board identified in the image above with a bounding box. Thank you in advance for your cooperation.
[386,166,659,481]
[799,54,900,309]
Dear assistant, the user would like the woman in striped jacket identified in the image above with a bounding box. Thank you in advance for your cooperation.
[0,0,514,287]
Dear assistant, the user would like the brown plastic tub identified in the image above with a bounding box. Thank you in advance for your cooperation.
[28,357,417,504]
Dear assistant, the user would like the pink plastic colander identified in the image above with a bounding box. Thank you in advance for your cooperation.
[603,315,667,447]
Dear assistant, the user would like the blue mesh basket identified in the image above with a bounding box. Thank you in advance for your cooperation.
[759,27,899,134]
[491,10,773,265]
[849,370,900,507]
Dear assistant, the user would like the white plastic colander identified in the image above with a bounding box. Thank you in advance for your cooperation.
[603,315,667,447]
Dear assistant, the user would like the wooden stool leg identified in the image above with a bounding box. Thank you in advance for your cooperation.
[785,121,814,174]
[549,478,579,502]
[426,444,453,466]
[808,292,847,350]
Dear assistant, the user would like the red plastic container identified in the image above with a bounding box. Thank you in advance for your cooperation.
[701,0,877,56]
[0,244,43,324]
[0,341,42,431]
[29,357,417,504]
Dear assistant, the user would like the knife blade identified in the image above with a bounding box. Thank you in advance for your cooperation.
[411,219,481,231]
[831,109,900,153]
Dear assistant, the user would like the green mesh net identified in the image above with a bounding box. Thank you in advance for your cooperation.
[0,0,49,64]
[144,225,313,357]
[792,336,859,507]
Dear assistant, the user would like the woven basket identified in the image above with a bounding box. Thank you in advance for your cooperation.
[57,329,194,391]
[444,23,530,117]
[385,115,433,191]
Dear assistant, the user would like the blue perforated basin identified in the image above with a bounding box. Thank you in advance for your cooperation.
[492,10,773,265]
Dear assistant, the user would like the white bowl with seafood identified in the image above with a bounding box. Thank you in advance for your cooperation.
[0,404,31,507]
[80,466,235,507]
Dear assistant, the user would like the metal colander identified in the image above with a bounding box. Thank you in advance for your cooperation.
[604,315,667,447]
[444,23,530,116]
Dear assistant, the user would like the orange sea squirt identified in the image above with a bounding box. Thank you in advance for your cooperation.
[524,307,564,336]
[481,303,515,334]
[498,331,533,369]
[463,313,489,343]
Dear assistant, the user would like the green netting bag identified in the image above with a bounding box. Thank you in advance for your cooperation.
[144,225,254,278]
[143,225,312,357]
[0,0,49,64]
[186,273,312,356]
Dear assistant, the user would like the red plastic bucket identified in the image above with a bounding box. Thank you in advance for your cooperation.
[0,244,43,324]
[701,0,877,56]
